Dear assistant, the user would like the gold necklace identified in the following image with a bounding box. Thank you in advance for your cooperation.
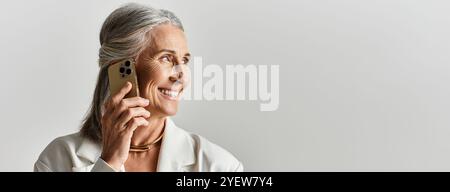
[129,132,164,152]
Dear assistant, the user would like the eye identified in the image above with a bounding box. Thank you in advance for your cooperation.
[182,57,190,65]
[160,55,172,63]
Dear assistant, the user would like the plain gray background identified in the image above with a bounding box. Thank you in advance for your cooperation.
[1,0,450,171]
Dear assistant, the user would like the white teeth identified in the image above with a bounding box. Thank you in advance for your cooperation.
[159,88,179,98]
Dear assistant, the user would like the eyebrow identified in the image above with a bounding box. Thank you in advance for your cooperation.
[157,49,191,57]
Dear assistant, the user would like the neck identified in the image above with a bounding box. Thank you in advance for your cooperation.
[130,115,166,146]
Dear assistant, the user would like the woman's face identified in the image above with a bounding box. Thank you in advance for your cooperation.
[135,23,190,117]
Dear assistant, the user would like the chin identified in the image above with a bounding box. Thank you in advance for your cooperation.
[159,106,178,116]
[153,87,182,117]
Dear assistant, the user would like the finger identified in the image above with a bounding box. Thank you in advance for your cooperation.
[112,97,149,119]
[102,102,114,119]
[125,117,149,132]
[110,82,132,106]
[117,107,151,129]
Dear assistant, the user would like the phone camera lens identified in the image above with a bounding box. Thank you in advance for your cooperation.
[126,69,131,75]
[125,61,130,67]
[120,67,125,73]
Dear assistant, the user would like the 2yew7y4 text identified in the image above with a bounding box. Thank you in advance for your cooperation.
[176,176,273,190]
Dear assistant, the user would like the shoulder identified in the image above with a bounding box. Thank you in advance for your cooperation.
[179,128,243,172]
[34,132,85,172]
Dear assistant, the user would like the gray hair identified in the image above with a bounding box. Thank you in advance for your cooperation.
[80,3,184,142]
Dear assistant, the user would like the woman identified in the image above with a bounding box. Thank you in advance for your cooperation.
[34,3,243,172]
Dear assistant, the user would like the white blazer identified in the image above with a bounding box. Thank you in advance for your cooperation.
[34,118,243,172]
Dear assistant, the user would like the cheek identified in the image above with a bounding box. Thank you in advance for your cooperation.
[139,64,162,84]
[138,65,161,104]
[137,63,172,108]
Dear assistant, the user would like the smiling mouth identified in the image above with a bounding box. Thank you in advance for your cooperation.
[157,88,181,100]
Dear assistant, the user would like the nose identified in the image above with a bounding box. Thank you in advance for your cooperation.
[169,64,185,83]
[169,71,183,82]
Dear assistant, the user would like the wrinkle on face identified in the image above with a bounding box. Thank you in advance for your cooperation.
[136,50,163,110]
[134,23,190,117]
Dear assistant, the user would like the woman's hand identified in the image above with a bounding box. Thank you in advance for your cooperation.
[100,82,151,171]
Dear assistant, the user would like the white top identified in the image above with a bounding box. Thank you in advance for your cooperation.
[34,118,243,172]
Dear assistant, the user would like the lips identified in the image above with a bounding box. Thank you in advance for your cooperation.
[157,88,181,99]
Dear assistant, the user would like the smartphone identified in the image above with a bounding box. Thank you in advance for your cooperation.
[108,59,140,98]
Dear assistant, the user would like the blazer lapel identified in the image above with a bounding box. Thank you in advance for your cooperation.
[73,135,102,171]
[157,118,196,172]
